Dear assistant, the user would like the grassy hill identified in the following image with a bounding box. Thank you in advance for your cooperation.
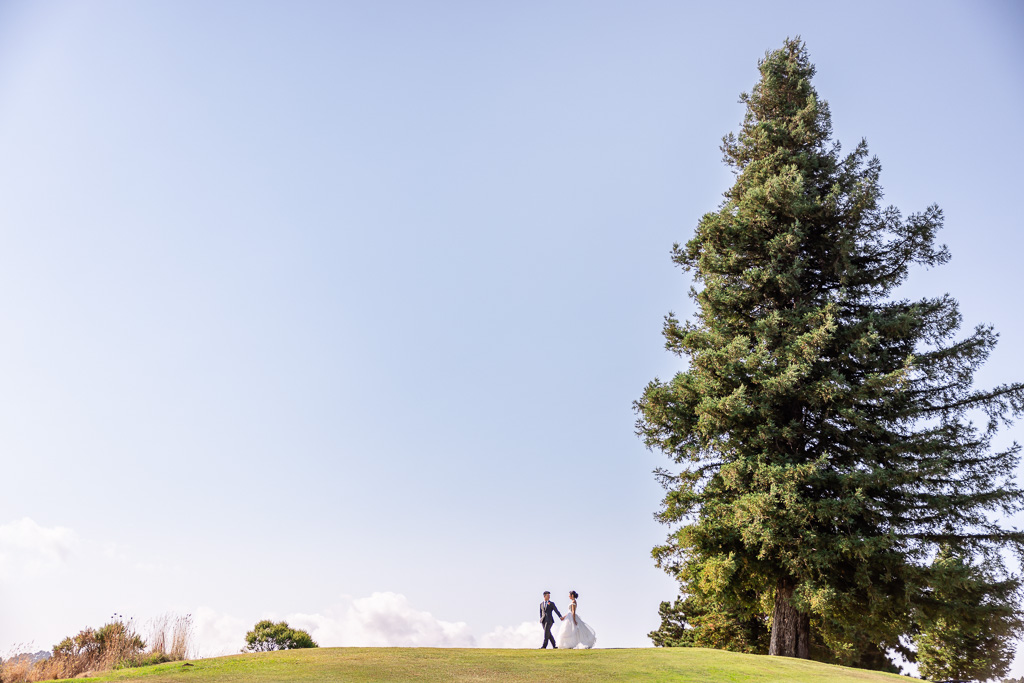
[62,647,919,683]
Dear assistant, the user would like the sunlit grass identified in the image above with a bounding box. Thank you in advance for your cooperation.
[58,647,917,682]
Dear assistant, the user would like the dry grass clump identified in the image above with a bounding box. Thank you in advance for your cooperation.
[1,613,194,682]
[0,646,36,683]
[146,613,194,662]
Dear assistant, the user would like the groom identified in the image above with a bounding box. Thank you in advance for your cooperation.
[539,590,563,648]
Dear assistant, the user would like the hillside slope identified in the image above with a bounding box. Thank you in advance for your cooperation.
[60,647,919,683]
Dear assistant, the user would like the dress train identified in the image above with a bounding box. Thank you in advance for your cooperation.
[557,607,596,649]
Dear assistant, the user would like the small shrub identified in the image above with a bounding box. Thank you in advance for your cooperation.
[41,616,146,679]
[244,620,318,652]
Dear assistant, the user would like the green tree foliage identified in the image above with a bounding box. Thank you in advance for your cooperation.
[244,620,318,652]
[635,37,1024,673]
[914,549,1022,681]
[649,594,768,652]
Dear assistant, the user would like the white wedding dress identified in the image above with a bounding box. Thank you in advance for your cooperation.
[557,602,596,649]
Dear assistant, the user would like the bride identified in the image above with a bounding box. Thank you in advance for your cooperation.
[558,590,596,649]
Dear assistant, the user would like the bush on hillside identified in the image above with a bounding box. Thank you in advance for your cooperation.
[0,613,194,682]
[46,619,146,679]
[244,620,318,652]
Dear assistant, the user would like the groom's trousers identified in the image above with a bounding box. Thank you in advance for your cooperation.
[542,621,557,648]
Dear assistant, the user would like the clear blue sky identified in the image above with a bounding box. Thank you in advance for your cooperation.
[1,0,1022,671]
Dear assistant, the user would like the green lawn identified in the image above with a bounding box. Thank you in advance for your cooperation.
[61,647,919,683]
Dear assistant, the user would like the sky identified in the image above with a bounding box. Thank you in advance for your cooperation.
[1,0,1023,674]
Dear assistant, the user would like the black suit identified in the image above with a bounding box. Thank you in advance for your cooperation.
[539,600,563,648]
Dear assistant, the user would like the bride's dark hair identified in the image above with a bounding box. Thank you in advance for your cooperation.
[569,590,578,599]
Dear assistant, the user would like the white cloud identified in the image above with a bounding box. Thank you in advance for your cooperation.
[0,517,77,579]
[478,621,540,649]
[290,592,476,648]
[192,607,249,658]
[192,592,542,656]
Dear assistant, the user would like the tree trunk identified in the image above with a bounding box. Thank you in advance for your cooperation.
[769,578,810,658]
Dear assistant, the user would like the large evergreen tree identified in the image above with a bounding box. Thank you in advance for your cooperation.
[636,38,1024,673]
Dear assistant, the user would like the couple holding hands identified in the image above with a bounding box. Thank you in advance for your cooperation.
[538,590,597,649]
